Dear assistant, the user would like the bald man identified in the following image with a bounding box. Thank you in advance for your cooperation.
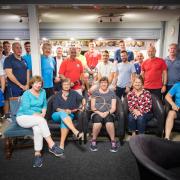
[141,46,167,99]
[134,52,144,74]
[3,42,30,98]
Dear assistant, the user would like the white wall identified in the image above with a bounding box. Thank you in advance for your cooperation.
[163,18,179,58]
[39,21,162,29]
[0,21,162,29]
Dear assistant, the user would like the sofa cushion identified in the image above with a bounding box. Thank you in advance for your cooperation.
[3,122,33,137]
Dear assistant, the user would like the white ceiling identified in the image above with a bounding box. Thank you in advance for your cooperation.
[0,5,180,23]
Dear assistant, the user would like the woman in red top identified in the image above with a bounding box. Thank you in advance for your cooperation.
[127,75,153,135]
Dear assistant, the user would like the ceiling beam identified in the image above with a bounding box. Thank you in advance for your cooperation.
[0,0,180,5]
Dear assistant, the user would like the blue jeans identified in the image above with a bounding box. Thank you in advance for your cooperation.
[52,111,74,129]
[10,98,21,122]
[128,112,153,134]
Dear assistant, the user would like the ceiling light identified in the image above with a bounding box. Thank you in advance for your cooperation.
[42,37,48,41]
[98,13,124,23]
[14,37,20,41]
[97,37,103,41]
[19,17,23,23]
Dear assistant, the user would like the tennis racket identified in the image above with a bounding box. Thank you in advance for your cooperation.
[76,95,112,113]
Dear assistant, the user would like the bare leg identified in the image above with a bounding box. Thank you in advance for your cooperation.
[3,100,9,116]
[63,117,79,136]
[132,131,136,136]
[105,122,115,141]
[165,110,177,139]
[60,128,69,149]
[92,123,102,140]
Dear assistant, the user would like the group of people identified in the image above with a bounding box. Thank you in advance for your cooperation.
[0,39,180,167]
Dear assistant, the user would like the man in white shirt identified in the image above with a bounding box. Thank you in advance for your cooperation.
[53,46,64,92]
[90,50,116,93]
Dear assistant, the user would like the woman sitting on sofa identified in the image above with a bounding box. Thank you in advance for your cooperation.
[127,75,153,135]
[16,76,63,168]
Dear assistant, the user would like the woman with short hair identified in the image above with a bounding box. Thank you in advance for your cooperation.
[127,75,153,135]
[16,76,63,168]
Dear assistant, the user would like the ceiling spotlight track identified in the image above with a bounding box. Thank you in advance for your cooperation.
[98,13,124,23]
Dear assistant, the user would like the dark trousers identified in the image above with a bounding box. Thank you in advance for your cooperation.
[146,88,162,101]
[44,88,54,99]
[116,87,126,100]
[128,112,153,134]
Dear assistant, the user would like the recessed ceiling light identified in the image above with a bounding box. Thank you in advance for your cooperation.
[14,37,20,41]
[42,37,48,41]
[70,37,75,41]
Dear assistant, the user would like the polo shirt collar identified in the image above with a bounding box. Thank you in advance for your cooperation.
[166,56,179,62]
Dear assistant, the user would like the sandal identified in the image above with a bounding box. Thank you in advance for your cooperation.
[76,132,84,144]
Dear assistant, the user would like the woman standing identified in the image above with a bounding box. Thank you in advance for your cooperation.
[16,76,63,168]
[127,75,152,135]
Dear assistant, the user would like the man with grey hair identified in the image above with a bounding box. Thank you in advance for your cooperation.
[165,43,180,92]
[41,42,55,98]
[4,42,30,98]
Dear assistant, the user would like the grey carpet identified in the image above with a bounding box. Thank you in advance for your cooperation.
[0,140,140,180]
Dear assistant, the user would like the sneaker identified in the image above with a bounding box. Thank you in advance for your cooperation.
[90,140,98,152]
[110,141,118,153]
[33,155,43,168]
[49,144,64,157]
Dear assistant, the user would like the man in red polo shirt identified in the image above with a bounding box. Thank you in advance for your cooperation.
[84,41,101,69]
[141,46,167,100]
[59,47,84,95]
[84,41,101,89]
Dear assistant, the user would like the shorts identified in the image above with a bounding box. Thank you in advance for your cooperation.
[91,113,114,124]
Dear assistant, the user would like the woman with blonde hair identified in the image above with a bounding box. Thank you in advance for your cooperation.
[127,75,153,135]
[16,76,63,168]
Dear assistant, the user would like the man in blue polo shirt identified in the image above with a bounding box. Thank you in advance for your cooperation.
[41,42,55,99]
[165,43,180,92]
[114,40,134,63]
[3,42,30,98]
[164,81,180,140]
[23,41,32,76]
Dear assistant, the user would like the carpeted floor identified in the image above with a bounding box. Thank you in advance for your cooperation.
[0,140,140,180]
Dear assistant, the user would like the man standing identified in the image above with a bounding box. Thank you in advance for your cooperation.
[114,40,134,63]
[134,52,144,75]
[23,41,32,76]
[141,46,167,99]
[3,42,30,98]
[115,50,136,99]
[90,50,116,92]
[165,43,180,92]
[2,41,12,57]
[59,47,84,95]
[41,43,55,99]
[76,44,87,68]
[84,41,101,69]
[53,46,64,92]
[0,42,6,93]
